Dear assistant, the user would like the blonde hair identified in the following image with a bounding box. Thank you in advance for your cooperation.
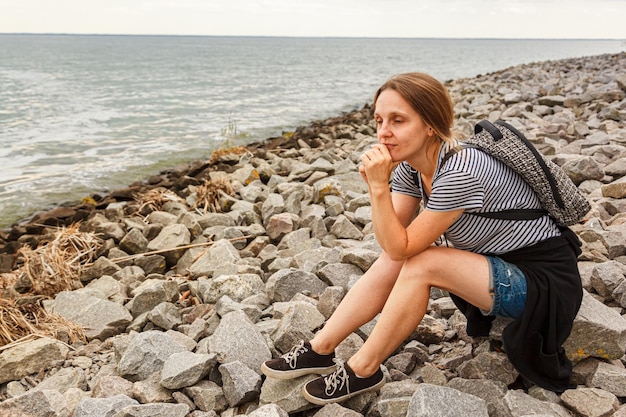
[374,72,454,145]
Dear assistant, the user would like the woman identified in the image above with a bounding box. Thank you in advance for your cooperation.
[261,72,583,405]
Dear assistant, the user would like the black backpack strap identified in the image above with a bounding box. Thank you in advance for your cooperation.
[474,120,504,140]
[469,209,547,221]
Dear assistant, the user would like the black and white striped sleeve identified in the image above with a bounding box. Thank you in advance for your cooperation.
[391,162,422,199]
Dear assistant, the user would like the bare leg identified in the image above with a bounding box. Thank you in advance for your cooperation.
[347,246,492,376]
[310,252,405,354]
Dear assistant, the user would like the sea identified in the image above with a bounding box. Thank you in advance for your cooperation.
[0,35,624,228]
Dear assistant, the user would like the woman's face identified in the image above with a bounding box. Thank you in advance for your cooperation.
[374,89,433,163]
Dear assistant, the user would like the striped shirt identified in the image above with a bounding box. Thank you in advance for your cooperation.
[391,140,561,254]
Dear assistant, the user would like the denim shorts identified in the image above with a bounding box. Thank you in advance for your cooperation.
[482,256,527,319]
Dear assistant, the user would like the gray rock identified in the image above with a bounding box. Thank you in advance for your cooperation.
[376,380,421,417]
[270,302,326,353]
[119,228,149,255]
[219,360,263,407]
[317,262,363,290]
[317,286,345,319]
[160,351,217,390]
[561,155,605,185]
[602,180,626,200]
[86,274,127,304]
[146,210,178,226]
[134,254,167,275]
[113,403,190,417]
[259,375,317,414]
[129,278,179,317]
[266,213,295,240]
[208,310,272,373]
[276,228,314,251]
[53,290,132,340]
[561,387,620,417]
[292,247,342,273]
[117,330,187,381]
[406,383,489,417]
[0,337,70,384]
[203,273,265,303]
[457,352,519,385]
[340,247,380,272]
[73,395,138,417]
[92,375,134,398]
[113,265,146,288]
[564,290,626,361]
[132,371,174,403]
[147,301,182,330]
[33,367,87,394]
[188,238,241,279]
[183,380,228,413]
[262,193,286,225]
[588,361,626,397]
[503,389,571,417]
[247,404,290,417]
[447,377,512,417]
[0,389,70,417]
[265,268,328,302]
[330,214,363,240]
[146,223,191,266]
[590,260,624,300]
[215,295,263,323]
[81,255,122,283]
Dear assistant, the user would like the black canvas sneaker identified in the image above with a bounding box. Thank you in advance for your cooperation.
[302,359,386,405]
[261,340,337,379]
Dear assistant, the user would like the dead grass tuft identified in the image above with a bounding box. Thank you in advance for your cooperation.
[0,224,100,347]
[134,187,186,213]
[192,178,235,214]
[209,146,249,165]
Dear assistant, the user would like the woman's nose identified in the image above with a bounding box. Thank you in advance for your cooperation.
[377,122,390,138]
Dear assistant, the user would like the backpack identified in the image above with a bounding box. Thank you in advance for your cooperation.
[439,119,591,226]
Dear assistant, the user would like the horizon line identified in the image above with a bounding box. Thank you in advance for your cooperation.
[1,32,625,42]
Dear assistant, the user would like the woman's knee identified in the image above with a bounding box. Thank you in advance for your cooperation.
[402,247,445,278]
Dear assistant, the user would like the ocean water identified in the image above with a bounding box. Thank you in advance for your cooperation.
[0,35,624,227]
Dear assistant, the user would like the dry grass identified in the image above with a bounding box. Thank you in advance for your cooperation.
[0,224,100,347]
[134,187,187,213]
[209,145,249,164]
[192,177,235,214]
[18,223,101,296]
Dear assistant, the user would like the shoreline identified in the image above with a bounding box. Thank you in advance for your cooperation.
[1,38,624,228]
[0,51,625,416]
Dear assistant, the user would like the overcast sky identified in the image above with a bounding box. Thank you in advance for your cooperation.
[1,0,625,39]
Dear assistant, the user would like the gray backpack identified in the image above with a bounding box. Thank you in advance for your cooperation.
[441,120,591,226]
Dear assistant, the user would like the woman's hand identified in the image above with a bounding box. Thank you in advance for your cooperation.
[359,144,397,189]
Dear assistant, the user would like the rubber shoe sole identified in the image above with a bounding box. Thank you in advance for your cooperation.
[260,362,337,380]
[302,375,385,405]
[302,365,386,405]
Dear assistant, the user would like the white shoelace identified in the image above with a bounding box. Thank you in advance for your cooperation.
[324,359,349,395]
[283,340,308,369]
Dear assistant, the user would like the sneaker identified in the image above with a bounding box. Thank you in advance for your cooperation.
[302,359,386,405]
[261,340,336,379]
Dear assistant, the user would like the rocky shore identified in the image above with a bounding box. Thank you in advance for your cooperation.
[1,51,626,417]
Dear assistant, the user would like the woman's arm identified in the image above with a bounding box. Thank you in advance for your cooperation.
[371,185,463,261]
[361,144,463,261]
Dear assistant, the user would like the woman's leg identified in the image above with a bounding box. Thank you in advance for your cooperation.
[347,246,492,376]
[310,251,405,354]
